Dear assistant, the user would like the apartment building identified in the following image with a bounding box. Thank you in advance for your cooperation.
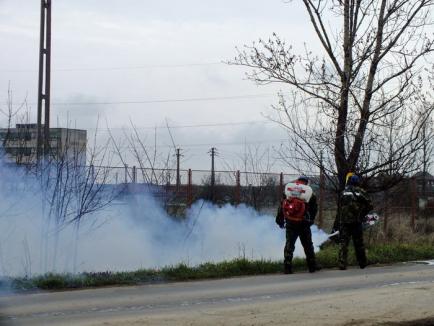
[0,123,87,164]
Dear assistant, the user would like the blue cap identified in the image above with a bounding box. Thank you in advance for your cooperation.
[348,175,360,185]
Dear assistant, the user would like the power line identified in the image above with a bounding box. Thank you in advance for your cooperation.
[119,139,288,149]
[183,139,287,147]
[82,139,286,150]
[6,93,274,106]
[87,120,274,131]
[0,62,224,73]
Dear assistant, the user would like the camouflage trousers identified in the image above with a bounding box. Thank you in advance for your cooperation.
[338,222,367,268]
[284,223,316,270]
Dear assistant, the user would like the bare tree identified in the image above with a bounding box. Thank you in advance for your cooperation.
[237,144,279,209]
[41,124,119,224]
[37,121,121,272]
[124,121,172,185]
[107,122,175,186]
[217,144,280,208]
[231,0,434,192]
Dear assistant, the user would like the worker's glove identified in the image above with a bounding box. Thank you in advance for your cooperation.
[275,208,285,229]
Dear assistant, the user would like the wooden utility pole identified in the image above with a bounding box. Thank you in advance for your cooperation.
[235,170,241,205]
[209,147,217,201]
[187,169,193,207]
[37,0,52,160]
[176,148,182,192]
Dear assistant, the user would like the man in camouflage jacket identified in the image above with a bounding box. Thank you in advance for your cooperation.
[338,175,373,270]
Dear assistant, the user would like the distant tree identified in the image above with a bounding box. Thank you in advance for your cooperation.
[107,121,176,186]
[231,0,434,192]
[0,83,29,162]
[219,144,280,208]
[238,144,279,209]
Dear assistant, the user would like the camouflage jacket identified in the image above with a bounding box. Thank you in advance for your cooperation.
[339,185,373,224]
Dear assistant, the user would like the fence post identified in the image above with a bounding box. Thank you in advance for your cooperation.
[124,164,128,184]
[235,170,241,205]
[210,147,216,202]
[132,166,137,184]
[187,169,193,208]
[411,177,417,231]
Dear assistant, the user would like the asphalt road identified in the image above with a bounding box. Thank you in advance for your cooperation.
[1,262,433,326]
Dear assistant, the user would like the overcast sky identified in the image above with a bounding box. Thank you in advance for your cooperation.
[0,0,319,172]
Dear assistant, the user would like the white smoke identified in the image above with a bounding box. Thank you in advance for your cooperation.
[0,162,329,277]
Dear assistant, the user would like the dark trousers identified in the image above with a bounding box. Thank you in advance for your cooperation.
[284,223,316,269]
[339,222,367,268]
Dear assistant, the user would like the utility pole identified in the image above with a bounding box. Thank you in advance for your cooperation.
[209,147,217,202]
[176,148,182,192]
[37,0,52,160]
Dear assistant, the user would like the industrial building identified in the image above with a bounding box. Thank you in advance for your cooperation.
[0,123,87,165]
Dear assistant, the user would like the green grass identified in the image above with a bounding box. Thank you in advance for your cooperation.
[8,243,434,292]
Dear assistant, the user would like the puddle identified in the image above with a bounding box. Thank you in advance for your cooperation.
[413,260,434,266]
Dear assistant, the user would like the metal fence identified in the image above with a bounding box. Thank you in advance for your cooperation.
[103,165,306,207]
[94,165,326,227]
[92,164,434,231]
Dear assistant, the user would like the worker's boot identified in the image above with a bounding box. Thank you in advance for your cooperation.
[338,245,348,270]
[284,263,293,274]
[307,256,320,273]
[308,261,316,273]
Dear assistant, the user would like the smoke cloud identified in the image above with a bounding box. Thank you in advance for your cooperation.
[0,162,328,277]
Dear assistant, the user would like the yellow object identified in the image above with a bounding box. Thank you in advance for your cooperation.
[345,172,354,185]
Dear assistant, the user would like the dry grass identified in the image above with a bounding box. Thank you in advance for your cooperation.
[369,213,434,245]
[319,209,434,246]
[9,242,434,292]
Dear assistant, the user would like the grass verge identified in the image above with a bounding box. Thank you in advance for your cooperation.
[7,243,434,292]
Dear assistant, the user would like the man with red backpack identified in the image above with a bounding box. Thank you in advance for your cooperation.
[275,176,319,274]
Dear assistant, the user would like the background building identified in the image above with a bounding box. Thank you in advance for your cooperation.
[0,123,87,165]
